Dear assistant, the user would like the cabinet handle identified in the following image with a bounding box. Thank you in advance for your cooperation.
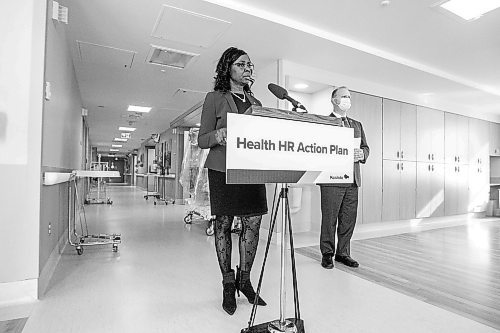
[428,164,431,171]
[458,166,460,172]
[458,156,460,163]
[455,166,457,172]
[401,163,404,171]
[432,153,434,160]
[432,165,435,171]
[455,156,457,162]
[397,151,400,158]
[401,151,404,159]
[428,153,431,160]
[397,163,399,170]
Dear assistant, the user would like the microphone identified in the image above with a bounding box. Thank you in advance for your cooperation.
[268,83,307,112]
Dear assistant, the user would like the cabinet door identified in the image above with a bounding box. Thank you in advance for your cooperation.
[416,162,431,218]
[399,161,416,220]
[444,163,459,215]
[400,103,417,161]
[417,107,434,163]
[489,122,500,156]
[350,92,383,224]
[468,165,489,212]
[445,113,458,165]
[457,164,469,214]
[382,99,401,160]
[430,163,445,217]
[382,160,401,221]
[469,118,489,165]
[456,116,469,164]
[431,113,445,164]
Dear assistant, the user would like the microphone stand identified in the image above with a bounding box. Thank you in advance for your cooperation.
[242,184,304,333]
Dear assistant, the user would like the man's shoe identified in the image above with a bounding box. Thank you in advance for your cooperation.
[321,255,334,269]
[334,255,359,268]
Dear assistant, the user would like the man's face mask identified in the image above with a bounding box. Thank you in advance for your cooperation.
[337,97,351,112]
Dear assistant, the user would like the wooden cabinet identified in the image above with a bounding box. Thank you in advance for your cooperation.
[489,122,500,156]
[417,107,444,163]
[444,164,469,215]
[349,91,383,224]
[382,160,416,221]
[445,113,469,164]
[468,119,489,212]
[416,162,445,218]
[383,99,416,161]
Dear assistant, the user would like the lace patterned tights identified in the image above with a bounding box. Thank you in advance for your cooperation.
[214,215,262,274]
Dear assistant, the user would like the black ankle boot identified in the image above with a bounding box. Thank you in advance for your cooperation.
[222,270,237,315]
[236,266,267,306]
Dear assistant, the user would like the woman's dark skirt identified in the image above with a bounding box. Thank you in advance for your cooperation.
[208,169,268,217]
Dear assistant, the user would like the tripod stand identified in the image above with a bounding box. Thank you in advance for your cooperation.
[242,184,305,333]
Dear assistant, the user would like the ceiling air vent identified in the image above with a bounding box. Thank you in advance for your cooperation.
[146,45,198,69]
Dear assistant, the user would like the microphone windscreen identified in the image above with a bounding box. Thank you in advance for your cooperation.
[268,83,287,99]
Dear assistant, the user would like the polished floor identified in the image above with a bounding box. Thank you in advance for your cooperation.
[296,221,500,330]
[14,187,500,332]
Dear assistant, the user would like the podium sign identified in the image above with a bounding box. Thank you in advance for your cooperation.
[226,113,354,184]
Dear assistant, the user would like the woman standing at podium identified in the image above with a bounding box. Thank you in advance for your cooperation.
[198,47,268,315]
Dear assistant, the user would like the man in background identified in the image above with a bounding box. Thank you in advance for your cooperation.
[319,86,369,269]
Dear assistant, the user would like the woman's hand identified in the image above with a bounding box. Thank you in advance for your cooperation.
[215,128,227,146]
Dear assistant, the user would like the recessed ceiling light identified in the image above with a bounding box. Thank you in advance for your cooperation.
[127,105,152,113]
[440,0,500,20]
[294,83,309,90]
[114,138,127,142]
[110,149,119,152]
[112,144,122,148]
[119,126,136,131]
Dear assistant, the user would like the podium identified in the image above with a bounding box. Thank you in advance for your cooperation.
[226,107,354,333]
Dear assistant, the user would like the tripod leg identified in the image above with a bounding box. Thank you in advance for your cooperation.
[285,194,301,320]
[247,187,282,329]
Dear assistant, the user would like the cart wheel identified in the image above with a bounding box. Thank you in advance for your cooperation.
[184,214,193,224]
[84,199,89,204]
[108,200,113,205]
[76,247,83,255]
[112,245,118,252]
[144,196,148,200]
[80,237,85,243]
[154,201,157,205]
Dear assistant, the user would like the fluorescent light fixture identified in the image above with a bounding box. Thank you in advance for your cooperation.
[196,123,201,126]
[112,144,122,148]
[114,138,127,142]
[440,0,500,20]
[127,105,152,113]
[119,126,136,131]
[110,149,119,152]
[294,83,309,90]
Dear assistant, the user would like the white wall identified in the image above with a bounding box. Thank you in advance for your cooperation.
[0,0,47,303]
[39,0,85,292]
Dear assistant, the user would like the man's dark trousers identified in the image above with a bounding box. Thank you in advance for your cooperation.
[319,184,358,257]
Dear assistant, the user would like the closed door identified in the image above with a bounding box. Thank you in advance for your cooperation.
[417,107,444,163]
[382,160,401,221]
[400,103,417,161]
[382,99,401,160]
[430,163,445,217]
[444,163,459,215]
[416,162,432,218]
[399,161,416,220]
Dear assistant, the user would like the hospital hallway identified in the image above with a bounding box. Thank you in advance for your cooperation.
[0,185,495,333]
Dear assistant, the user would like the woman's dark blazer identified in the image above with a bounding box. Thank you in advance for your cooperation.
[198,90,262,172]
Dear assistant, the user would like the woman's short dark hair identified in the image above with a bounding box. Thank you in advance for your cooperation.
[214,47,248,93]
